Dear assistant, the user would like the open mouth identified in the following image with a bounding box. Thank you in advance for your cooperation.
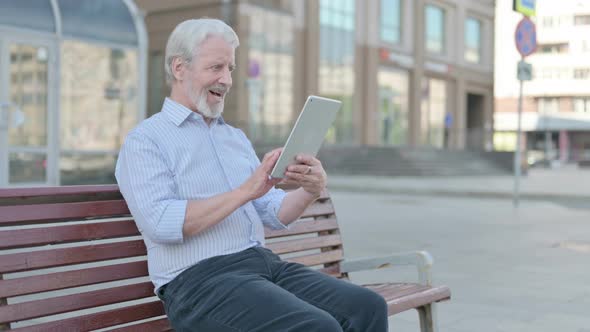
[209,90,223,98]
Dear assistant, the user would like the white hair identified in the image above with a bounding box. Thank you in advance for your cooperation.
[164,18,239,86]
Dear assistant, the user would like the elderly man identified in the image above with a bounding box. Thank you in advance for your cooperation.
[115,18,387,332]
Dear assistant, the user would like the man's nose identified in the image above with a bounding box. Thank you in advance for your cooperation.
[219,68,232,86]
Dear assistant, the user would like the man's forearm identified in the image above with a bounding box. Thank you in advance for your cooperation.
[183,188,250,237]
[277,188,320,226]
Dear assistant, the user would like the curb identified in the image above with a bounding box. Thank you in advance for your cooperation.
[327,184,590,203]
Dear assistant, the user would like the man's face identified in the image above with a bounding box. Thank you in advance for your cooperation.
[183,36,235,118]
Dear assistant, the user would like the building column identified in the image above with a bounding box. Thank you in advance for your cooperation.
[559,130,570,162]
[409,0,425,147]
[454,78,466,149]
[354,0,379,145]
[293,0,319,124]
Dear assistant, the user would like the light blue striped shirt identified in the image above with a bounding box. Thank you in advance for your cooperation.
[115,98,287,291]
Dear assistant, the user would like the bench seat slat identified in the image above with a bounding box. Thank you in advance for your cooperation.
[109,317,173,332]
[0,219,140,250]
[0,240,146,273]
[267,234,342,255]
[0,282,155,324]
[0,200,130,226]
[287,249,343,267]
[10,301,164,332]
[0,261,148,298]
[365,283,451,315]
[264,218,339,238]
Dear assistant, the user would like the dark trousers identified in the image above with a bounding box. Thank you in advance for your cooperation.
[157,246,388,332]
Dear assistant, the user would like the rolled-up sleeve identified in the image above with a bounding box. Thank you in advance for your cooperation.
[253,187,288,230]
[115,131,186,244]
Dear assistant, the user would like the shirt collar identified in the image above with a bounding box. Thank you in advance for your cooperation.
[162,97,226,126]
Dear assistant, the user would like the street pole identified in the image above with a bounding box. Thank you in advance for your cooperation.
[513,58,524,207]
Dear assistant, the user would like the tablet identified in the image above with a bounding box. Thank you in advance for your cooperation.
[270,95,341,178]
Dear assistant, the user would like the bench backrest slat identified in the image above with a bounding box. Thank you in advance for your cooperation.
[0,200,129,225]
[110,317,173,332]
[299,199,335,219]
[267,234,342,255]
[9,301,165,332]
[264,218,339,238]
[0,240,146,274]
[0,281,154,324]
[0,219,140,250]
[287,249,343,267]
[0,185,344,330]
[0,261,148,298]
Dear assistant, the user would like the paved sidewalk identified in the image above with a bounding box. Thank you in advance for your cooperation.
[327,165,590,202]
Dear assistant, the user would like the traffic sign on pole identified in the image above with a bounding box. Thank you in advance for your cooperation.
[513,0,536,17]
[517,60,532,81]
[515,17,537,58]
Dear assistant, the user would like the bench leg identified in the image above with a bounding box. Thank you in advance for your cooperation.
[417,303,438,332]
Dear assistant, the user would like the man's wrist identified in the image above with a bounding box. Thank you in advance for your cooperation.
[234,186,253,204]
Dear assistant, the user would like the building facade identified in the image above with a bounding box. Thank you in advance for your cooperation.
[0,0,147,187]
[137,0,495,150]
[495,0,590,164]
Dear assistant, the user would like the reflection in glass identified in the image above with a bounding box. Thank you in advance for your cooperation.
[60,40,138,184]
[9,152,46,184]
[248,6,295,145]
[465,17,481,63]
[0,0,55,32]
[378,69,409,145]
[320,0,355,144]
[421,78,447,147]
[425,5,445,54]
[9,44,49,147]
[58,0,138,46]
[60,152,117,185]
[380,0,401,44]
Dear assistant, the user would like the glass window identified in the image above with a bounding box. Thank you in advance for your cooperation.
[537,97,559,114]
[573,98,590,113]
[0,0,55,32]
[319,0,356,144]
[58,0,138,46]
[574,15,590,26]
[377,69,409,145]
[247,6,295,145]
[464,17,481,63]
[420,78,447,147]
[538,43,569,54]
[380,0,401,44]
[574,68,590,79]
[425,4,445,54]
[60,40,138,184]
[9,44,49,148]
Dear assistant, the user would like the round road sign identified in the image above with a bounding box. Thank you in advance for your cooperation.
[515,16,537,57]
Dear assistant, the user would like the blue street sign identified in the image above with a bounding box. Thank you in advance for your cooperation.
[515,17,537,57]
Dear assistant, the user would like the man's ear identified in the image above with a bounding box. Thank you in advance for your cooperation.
[171,57,186,82]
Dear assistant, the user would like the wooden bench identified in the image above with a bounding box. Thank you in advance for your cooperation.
[0,185,450,331]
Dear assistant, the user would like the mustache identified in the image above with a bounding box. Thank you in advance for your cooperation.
[207,84,229,94]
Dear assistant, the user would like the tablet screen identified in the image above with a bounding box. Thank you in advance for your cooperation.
[270,96,341,178]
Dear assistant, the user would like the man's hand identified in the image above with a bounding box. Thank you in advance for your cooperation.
[239,148,283,201]
[282,154,327,197]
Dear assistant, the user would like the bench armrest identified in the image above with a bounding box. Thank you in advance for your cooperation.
[340,251,434,286]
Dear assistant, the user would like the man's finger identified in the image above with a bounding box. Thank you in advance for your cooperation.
[295,154,320,166]
[287,164,313,174]
[261,150,280,172]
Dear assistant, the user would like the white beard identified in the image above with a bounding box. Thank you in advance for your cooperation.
[187,82,225,119]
